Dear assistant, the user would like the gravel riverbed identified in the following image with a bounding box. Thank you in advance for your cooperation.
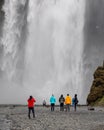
[0,106,104,130]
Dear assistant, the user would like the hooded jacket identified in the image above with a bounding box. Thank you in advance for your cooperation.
[59,96,65,103]
[50,95,56,104]
[65,96,72,105]
[27,97,36,107]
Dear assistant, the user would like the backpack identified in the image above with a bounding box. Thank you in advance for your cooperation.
[75,98,78,104]
[59,97,65,103]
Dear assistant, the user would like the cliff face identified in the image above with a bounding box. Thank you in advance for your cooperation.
[87,65,104,106]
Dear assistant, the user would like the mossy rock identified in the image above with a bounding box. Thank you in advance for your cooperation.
[93,78,104,87]
[93,96,104,106]
[94,69,104,79]
[87,66,104,106]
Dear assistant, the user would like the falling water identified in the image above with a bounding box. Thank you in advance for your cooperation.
[0,0,85,104]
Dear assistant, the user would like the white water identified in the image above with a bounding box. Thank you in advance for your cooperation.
[0,0,85,104]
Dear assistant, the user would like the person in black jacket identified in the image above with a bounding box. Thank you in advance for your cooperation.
[59,94,65,111]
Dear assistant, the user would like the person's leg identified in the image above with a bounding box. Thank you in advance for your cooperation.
[69,104,71,111]
[61,103,64,111]
[51,104,54,111]
[60,103,63,111]
[66,104,68,111]
[53,104,55,111]
[28,108,31,119]
[74,104,77,111]
[67,104,70,111]
[52,104,54,111]
[32,107,35,118]
[60,103,61,111]
[73,104,75,111]
[51,104,53,111]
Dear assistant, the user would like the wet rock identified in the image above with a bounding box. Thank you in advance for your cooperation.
[88,107,95,111]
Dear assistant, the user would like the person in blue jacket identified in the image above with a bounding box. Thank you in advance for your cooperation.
[50,94,56,111]
[72,94,79,111]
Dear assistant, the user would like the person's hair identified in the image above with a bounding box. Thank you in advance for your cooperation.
[67,94,69,96]
[61,94,63,97]
[30,95,33,99]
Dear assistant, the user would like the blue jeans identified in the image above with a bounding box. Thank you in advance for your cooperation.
[66,104,70,111]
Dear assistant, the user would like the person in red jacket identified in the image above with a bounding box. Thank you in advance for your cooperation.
[27,95,36,119]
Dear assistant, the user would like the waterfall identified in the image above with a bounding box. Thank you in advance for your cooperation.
[0,0,85,104]
[0,0,28,81]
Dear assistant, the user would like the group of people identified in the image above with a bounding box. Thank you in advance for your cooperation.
[50,94,78,112]
[27,94,78,119]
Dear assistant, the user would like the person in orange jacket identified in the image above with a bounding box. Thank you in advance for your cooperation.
[65,94,72,112]
[27,95,36,119]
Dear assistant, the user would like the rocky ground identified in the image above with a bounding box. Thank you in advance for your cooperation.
[0,106,104,130]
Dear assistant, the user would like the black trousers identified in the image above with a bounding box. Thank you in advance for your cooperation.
[51,103,55,111]
[28,107,35,118]
[60,103,64,111]
[74,103,77,111]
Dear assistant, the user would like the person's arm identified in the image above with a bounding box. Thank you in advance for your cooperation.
[33,98,36,102]
[59,98,60,103]
[54,97,56,103]
[64,98,66,104]
[70,97,72,104]
[64,98,65,102]
[77,98,79,104]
